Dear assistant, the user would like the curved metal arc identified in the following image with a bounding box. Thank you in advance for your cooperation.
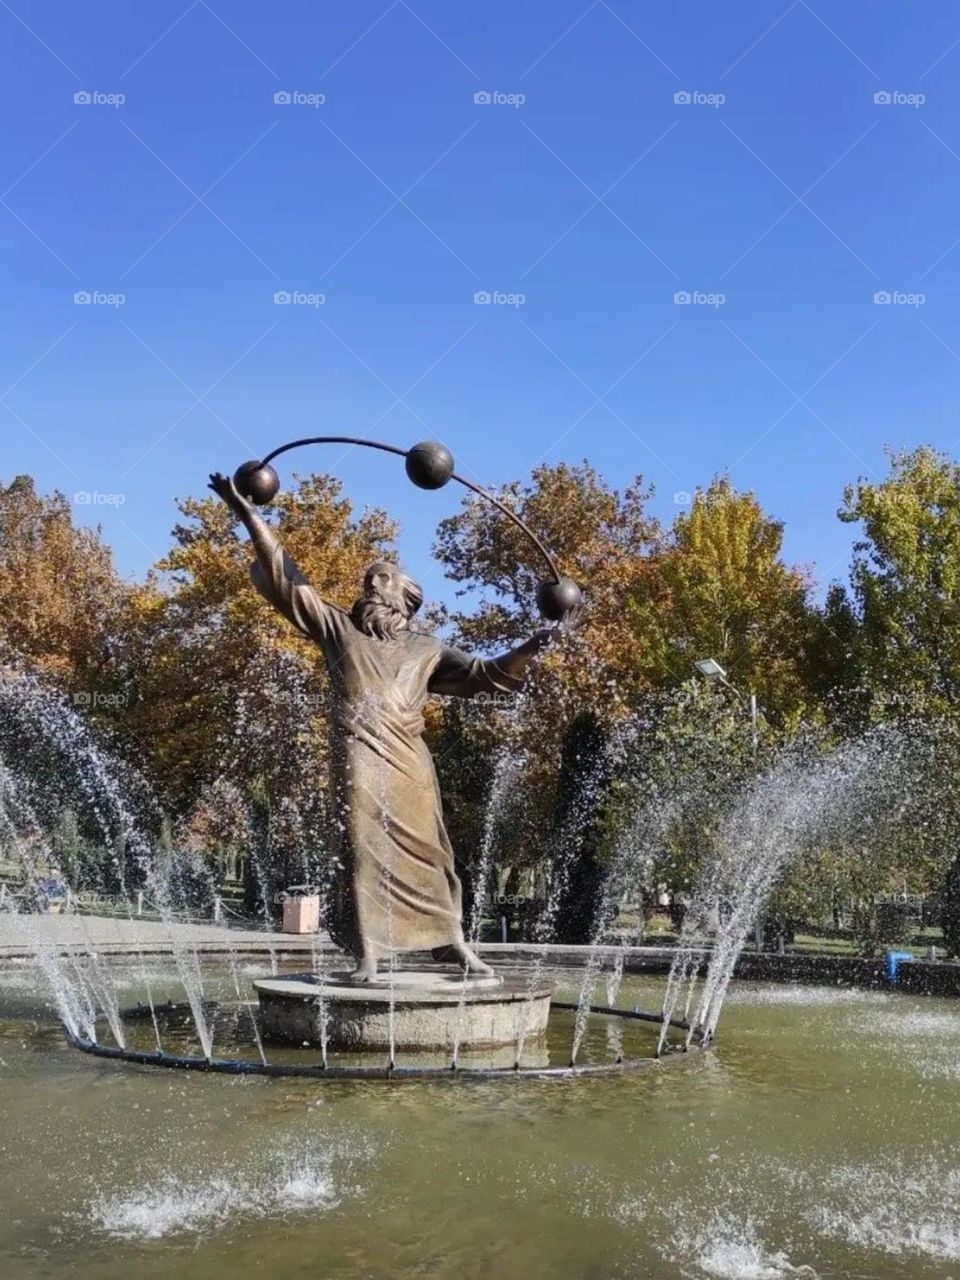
[449,472,561,583]
[258,435,562,583]
[261,436,407,466]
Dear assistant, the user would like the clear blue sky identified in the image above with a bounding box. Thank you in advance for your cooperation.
[2,1,959,606]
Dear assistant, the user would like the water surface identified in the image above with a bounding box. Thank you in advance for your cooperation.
[1,962,958,1279]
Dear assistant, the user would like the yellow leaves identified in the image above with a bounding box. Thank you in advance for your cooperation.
[0,475,127,687]
[654,477,813,711]
[125,471,397,805]
[433,463,667,770]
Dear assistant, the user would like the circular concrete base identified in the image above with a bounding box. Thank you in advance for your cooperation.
[254,968,552,1053]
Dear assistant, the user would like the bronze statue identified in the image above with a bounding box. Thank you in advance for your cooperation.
[209,470,576,982]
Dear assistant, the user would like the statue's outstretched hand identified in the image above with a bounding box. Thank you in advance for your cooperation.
[208,471,245,510]
[532,601,585,648]
[557,600,585,632]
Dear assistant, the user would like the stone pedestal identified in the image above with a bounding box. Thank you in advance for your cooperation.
[254,968,551,1053]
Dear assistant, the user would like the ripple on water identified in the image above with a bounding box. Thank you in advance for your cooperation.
[808,1160,960,1264]
[858,1008,960,1039]
[722,985,886,1008]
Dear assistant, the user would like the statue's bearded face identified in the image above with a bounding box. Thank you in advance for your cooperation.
[351,562,424,640]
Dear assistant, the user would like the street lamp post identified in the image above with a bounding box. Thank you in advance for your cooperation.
[695,658,763,952]
[694,658,758,758]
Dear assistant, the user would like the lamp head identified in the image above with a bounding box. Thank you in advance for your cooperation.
[695,658,727,681]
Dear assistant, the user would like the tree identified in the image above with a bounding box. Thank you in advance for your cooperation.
[435,461,667,733]
[826,446,960,717]
[610,678,774,905]
[120,472,397,810]
[0,475,129,690]
[655,477,818,718]
[178,777,252,883]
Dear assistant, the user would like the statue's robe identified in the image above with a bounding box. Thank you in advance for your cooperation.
[252,545,519,958]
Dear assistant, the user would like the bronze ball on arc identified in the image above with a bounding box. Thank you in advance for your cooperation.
[233,460,281,505]
[405,441,455,490]
[536,576,583,621]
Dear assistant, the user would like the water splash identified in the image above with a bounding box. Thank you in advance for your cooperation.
[807,1158,960,1264]
[0,669,208,1054]
[451,740,523,1066]
[659,726,917,1052]
[569,749,660,1063]
[0,759,125,1045]
[88,1149,343,1239]
[515,720,627,1063]
[671,1211,818,1279]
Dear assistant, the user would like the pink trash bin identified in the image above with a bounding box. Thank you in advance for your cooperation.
[282,893,320,934]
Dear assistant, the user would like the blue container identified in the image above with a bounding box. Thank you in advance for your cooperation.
[886,950,913,981]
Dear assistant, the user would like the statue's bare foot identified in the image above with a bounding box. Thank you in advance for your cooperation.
[453,943,494,977]
[351,956,379,983]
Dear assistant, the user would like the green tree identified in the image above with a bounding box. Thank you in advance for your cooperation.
[611,678,774,903]
[834,446,960,715]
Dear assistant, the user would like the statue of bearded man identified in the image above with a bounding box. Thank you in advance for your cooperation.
[210,471,564,982]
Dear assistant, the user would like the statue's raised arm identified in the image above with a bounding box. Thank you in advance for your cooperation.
[208,471,348,655]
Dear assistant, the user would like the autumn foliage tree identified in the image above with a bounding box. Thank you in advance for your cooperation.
[436,461,668,712]
[120,473,397,811]
[0,475,129,691]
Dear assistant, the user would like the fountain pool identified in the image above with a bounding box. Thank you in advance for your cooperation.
[2,957,959,1280]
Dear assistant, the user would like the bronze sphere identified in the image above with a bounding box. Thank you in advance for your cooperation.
[536,576,583,621]
[405,441,455,490]
[234,460,280,505]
